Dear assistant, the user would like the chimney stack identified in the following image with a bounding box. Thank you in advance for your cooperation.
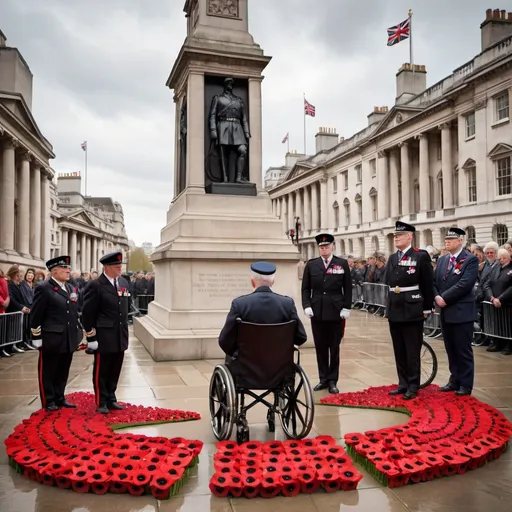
[395,63,427,105]
[481,8,512,51]
[315,127,339,154]
[367,106,389,126]
[285,150,305,168]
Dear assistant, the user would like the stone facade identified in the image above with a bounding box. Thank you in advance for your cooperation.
[0,30,55,271]
[267,11,512,259]
[51,173,130,272]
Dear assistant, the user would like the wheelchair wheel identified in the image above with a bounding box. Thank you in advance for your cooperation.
[278,363,315,439]
[209,365,237,441]
[419,340,438,389]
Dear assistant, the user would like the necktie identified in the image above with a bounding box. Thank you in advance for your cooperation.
[324,259,329,268]
[114,278,118,292]
[397,250,403,261]
[448,256,456,271]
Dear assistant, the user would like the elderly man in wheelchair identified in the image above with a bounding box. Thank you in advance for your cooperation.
[209,261,315,444]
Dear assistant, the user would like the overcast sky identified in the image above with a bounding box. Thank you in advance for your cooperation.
[1,0,489,245]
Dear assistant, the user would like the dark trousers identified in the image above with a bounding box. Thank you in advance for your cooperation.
[38,350,74,408]
[311,319,344,384]
[442,321,474,390]
[92,352,125,406]
[389,321,423,392]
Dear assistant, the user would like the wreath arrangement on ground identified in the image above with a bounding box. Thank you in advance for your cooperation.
[320,385,512,488]
[4,392,203,499]
[209,436,363,498]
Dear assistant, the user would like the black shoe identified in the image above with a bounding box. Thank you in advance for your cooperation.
[403,391,417,400]
[389,388,407,396]
[22,342,37,351]
[455,387,472,396]
[12,344,25,353]
[501,344,512,356]
[97,404,109,414]
[328,384,339,394]
[486,344,501,352]
[0,350,11,357]
[58,400,77,408]
[85,348,95,355]
[45,404,59,412]
[439,383,458,392]
[314,382,329,391]
[107,402,125,410]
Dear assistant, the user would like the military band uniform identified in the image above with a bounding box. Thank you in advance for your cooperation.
[386,224,434,397]
[434,240,479,394]
[302,238,352,389]
[30,256,80,410]
[82,257,130,411]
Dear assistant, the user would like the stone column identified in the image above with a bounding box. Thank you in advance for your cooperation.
[320,178,328,229]
[69,231,77,268]
[40,171,50,261]
[92,238,98,268]
[288,194,295,231]
[281,197,287,233]
[17,152,31,256]
[418,133,430,211]
[29,163,42,258]
[377,151,389,220]
[311,182,319,232]
[296,190,304,233]
[303,185,311,231]
[248,77,263,191]
[85,236,92,272]
[0,139,17,252]
[440,123,453,208]
[62,229,69,255]
[399,142,411,215]
[389,149,400,217]
[186,71,205,193]
[80,233,87,271]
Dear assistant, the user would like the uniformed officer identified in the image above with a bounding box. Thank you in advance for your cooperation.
[434,228,479,396]
[301,234,352,394]
[218,262,307,376]
[30,256,80,411]
[82,251,130,414]
[386,221,434,400]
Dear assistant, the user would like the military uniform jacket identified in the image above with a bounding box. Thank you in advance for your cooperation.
[434,250,479,324]
[82,274,130,353]
[385,248,434,323]
[301,256,352,322]
[30,278,80,353]
[209,92,249,146]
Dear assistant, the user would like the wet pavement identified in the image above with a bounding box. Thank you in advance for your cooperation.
[0,310,511,511]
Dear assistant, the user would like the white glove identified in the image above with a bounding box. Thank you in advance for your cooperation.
[32,339,42,348]
[88,341,99,351]
[340,309,351,319]
[304,307,314,318]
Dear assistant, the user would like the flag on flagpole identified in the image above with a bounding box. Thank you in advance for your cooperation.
[304,98,316,117]
[387,17,410,46]
[282,132,289,144]
[81,141,87,151]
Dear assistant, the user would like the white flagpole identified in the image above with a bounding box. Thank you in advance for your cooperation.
[84,143,88,196]
[409,9,413,65]
[287,133,290,154]
[303,93,306,155]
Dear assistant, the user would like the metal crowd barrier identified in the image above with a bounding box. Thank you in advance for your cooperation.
[361,283,389,316]
[135,295,154,315]
[481,301,512,341]
[0,311,24,350]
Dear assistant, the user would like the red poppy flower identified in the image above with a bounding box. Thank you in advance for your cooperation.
[150,472,177,500]
[279,475,300,497]
[344,433,366,446]
[216,441,239,453]
[229,475,244,498]
[298,471,320,494]
[316,435,336,447]
[260,474,282,498]
[242,475,261,498]
[209,473,231,498]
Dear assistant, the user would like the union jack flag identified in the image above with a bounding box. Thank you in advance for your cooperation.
[282,132,289,143]
[304,98,316,117]
[387,17,410,46]
[81,141,87,151]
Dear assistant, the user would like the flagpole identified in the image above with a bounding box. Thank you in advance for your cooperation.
[84,144,88,196]
[287,134,290,154]
[303,93,306,155]
[408,9,413,65]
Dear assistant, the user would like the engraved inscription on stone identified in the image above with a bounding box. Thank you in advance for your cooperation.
[193,272,251,299]
[207,0,239,18]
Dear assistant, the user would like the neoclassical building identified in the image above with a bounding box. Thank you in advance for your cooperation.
[0,30,55,271]
[51,173,130,272]
[267,9,512,259]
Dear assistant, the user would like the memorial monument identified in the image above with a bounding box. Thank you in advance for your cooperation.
[134,0,305,361]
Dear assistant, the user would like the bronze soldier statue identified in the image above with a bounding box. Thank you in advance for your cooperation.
[209,77,251,184]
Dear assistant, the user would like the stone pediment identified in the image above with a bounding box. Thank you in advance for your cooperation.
[372,107,421,137]
[67,210,97,228]
[462,158,476,169]
[488,143,512,159]
[0,93,45,142]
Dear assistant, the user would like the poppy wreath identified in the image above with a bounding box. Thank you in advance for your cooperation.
[320,385,512,488]
[209,437,363,498]
[5,391,203,499]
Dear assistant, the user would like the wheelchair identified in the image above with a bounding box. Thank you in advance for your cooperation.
[209,320,315,444]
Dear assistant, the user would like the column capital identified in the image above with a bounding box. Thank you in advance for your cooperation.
[20,150,33,162]
[377,150,387,158]
[319,176,328,184]
[415,133,428,140]
[4,137,20,150]
[438,122,451,131]
[398,141,409,148]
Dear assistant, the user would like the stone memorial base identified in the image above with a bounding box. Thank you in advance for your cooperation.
[205,182,257,196]
[134,191,311,361]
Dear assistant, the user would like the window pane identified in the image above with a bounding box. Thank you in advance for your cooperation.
[497,157,511,196]
[466,112,475,138]
[496,92,510,121]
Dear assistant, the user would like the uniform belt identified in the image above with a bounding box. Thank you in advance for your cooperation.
[390,285,419,294]
[219,117,240,122]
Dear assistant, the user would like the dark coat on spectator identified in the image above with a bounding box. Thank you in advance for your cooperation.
[490,262,512,305]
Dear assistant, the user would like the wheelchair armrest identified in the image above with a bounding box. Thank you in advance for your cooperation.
[294,345,301,365]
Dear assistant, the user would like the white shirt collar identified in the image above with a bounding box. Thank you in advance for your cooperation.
[103,273,117,287]
[449,248,464,260]
[53,278,67,289]
[399,245,412,256]
[322,255,333,265]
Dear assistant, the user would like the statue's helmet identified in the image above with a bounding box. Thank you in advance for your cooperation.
[224,77,234,86]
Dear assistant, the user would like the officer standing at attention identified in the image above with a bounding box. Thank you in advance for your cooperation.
[82,251,130,414]
[301,233,352,394]
[30,256,80,411]
[386,221,434,400]
[434,228,478,396]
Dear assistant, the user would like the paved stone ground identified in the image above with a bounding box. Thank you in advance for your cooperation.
[0,311,511,511]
